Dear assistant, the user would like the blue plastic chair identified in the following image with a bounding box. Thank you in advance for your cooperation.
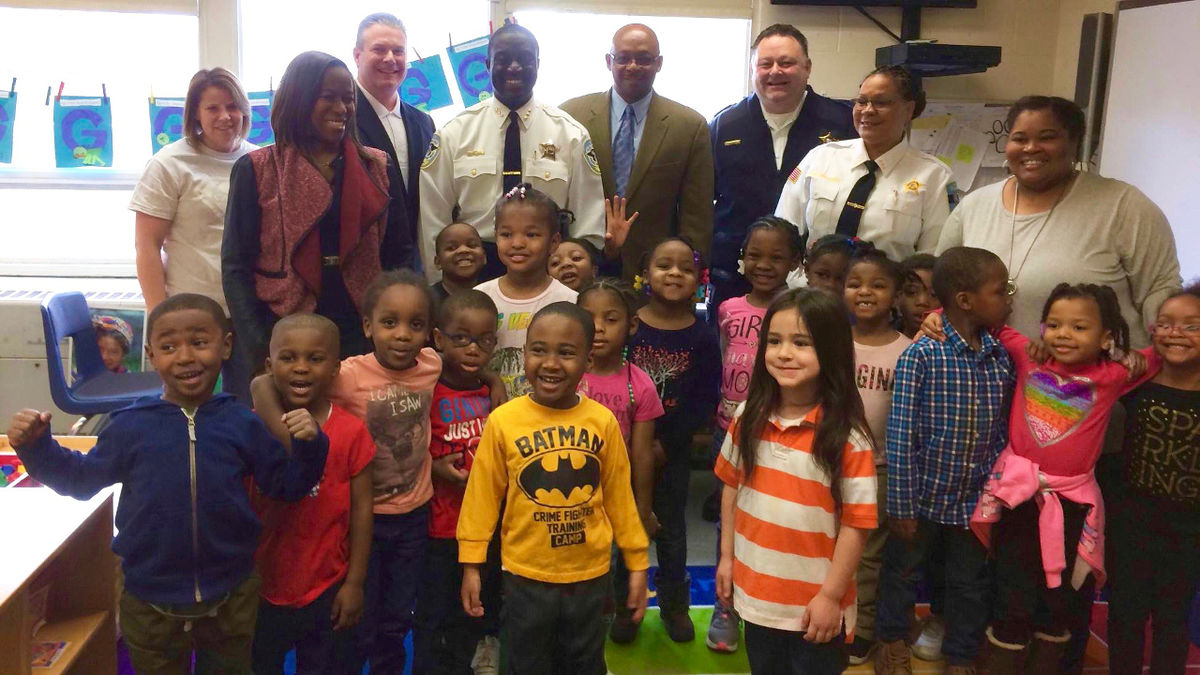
[41,292,163,415]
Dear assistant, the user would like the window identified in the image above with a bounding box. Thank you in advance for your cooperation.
[0,7,198,275]
[0,8,198,172]
[240,0,493,129]
[513,10,751,120]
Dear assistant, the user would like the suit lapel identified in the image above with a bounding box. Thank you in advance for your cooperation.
[398,102,422,200]
[590,93,615,197]
[355,88,397,167]
[626,94,667,202]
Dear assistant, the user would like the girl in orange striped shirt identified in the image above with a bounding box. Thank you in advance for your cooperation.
[715,287,878,674]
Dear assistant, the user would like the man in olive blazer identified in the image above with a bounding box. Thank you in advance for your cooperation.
[560,24,714,281]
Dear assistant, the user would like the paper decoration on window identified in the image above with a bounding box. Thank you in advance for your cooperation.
[247,90,274,146]
[53,95,113,168]
[447,36,493,108]
[400,55,453,112]
[148,97,185,154]
[0,89,15,164]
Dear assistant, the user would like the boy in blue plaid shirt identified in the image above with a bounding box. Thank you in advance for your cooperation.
[874,247,1016,675]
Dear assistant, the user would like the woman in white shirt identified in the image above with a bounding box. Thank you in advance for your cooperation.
[776,66,953,265]
[130,67,255,314]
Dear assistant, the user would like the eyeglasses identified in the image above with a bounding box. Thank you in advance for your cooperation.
[609,53,659,67]
[851,97,899,111]
[442,333,498,350]
[1150,322,1200,336]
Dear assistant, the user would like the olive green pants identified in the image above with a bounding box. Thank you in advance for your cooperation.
[119,573,260,675]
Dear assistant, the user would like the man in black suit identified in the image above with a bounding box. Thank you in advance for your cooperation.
[353,12,435,272]
[709,23,856,317]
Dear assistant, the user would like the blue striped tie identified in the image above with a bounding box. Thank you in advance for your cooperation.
[613,105,635,196]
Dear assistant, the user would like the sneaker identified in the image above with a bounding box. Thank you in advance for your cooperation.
[609,609,640,644]
[705,601,741,653]
[873,639,913,675]
[471,635,500,675]
[911,615,945,662]
[846,636,874,665]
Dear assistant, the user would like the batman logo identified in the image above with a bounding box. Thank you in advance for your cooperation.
[517,451,600,508]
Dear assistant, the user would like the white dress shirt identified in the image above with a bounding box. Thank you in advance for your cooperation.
[776,138,953,265]
[418,97,606,280]
[360,85,410,183]
[760,91,806,170]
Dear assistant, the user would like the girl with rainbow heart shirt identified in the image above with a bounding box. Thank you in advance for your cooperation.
[921,282,1157,671]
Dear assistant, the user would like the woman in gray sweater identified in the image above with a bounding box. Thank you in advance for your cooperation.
[936,96,1180,348]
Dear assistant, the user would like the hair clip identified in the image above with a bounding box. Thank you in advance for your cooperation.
[632,274,649,296]
[697,269,711,301]
[504,184,527,201]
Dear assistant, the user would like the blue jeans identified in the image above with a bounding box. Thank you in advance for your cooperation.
[876,519,991,666]
[355,506,429,674]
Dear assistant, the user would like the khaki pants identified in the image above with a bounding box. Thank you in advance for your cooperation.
[855,464,888,642]
[120,573,260,675]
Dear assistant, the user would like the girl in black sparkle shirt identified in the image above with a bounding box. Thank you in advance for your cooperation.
[1107,284,1200,675]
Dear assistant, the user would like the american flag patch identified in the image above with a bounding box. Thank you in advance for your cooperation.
[788,166,802,183]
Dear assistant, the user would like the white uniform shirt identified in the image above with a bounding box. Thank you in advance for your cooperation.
[776,138,952,264]
[418,97,606,279]
[360,85,410,183]
[759,91,805,170]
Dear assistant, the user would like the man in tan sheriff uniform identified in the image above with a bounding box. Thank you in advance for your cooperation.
[419,22,606,280]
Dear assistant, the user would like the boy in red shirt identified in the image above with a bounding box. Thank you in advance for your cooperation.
[414,290,502,674]
[250,314,375,674]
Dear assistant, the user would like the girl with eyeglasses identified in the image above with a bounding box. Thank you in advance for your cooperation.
[1105,283,1200,675]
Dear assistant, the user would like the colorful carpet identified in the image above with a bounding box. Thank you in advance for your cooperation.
[113,565,1200,674]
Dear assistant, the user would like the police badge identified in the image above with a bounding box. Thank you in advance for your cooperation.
[421,133,441,170]
[583,139,601,176]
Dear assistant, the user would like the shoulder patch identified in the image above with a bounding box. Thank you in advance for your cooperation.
[421,133,441,170]
[788,166,802,183]
[947,182,961,210]
[584,139,601,176]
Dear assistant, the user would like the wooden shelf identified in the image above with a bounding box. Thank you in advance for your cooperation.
[35,610,110,674]
[0,483,116,675]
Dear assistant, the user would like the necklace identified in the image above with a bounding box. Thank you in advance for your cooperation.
[1006,174,1073,296]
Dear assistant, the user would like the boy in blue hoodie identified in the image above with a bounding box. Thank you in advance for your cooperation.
[6,293,328,674]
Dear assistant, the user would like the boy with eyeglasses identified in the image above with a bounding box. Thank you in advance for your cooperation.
[413,289,504,674]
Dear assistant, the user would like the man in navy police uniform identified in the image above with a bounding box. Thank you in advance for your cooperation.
[708,23,855,315]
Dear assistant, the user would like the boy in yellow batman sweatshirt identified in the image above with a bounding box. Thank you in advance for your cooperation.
[458,302,649,674]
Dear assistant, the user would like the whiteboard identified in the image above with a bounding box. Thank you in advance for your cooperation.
[1099,0,1200,280]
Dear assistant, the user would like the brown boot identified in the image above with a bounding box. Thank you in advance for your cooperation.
[984,626,1029,675]
[873,639,913,675]
[1026,630,1070,674]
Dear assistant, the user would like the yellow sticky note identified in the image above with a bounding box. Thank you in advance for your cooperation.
[956,144,975,162]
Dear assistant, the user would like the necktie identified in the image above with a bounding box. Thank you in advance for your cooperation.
[835,160,879,238]
[613,105,635,196]
[503,110,522,193]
